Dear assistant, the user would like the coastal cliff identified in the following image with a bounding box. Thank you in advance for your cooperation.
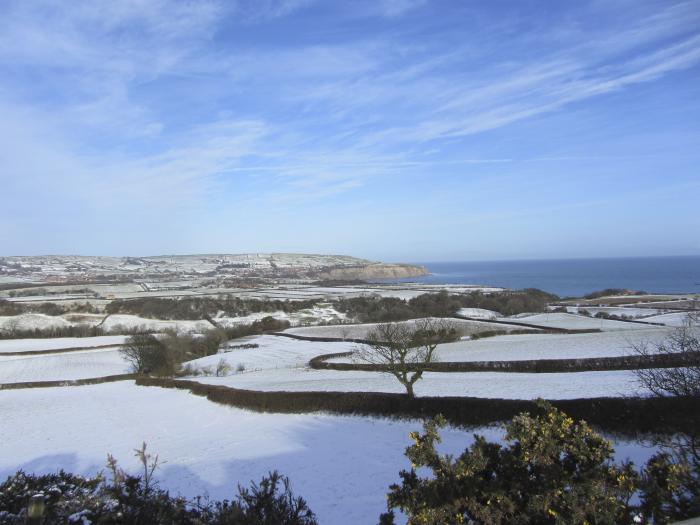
[317,263,428,280]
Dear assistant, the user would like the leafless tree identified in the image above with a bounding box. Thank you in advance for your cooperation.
[633,313,700,518]
[355,318,457,397]
[632,318,700,397]
[3,316,20,336]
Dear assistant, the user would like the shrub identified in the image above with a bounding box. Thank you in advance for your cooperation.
[583,289,647,300]
[120,334,179,376]
[0,324,106,340]
[334,289,559,323]
[105,296,318,320]
[216,358,232,377]
[0,445,317,525]
[639,434,700,523]
[0,299,24,316]
[381,402,639,524]
[34,302,65,316]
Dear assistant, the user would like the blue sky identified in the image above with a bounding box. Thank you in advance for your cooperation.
[1,0,698,262]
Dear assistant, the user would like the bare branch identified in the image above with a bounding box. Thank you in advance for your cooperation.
[355,319,458,397]
[632,322,700,397]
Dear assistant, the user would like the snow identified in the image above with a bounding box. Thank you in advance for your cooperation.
[215,305,346,328]
[100,314,213,333]
[284,318,531,340]
[216,311,291,327]
[637,312,697,327]
[0,348,131,383]
[0,382,657,525]
[0,313,72,332]
[0,382,494,525]
[457,308,499,319]
[184,333,659,398]
[564,306,664,318]
[506,312,647,331]
[0,335,128,354]
[187,335,356,374]
[195,367,646,399]
[430,328,673,362]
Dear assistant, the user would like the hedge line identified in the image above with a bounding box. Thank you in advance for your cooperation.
[0,373,137,390]
[134,376,700,436]
[273,332,372,344]
[309,351,700,373]
[274,328,571,347]
[0,344,122,357]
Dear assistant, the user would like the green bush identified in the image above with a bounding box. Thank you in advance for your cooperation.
[381,401,638,524]
[381,402,700,525]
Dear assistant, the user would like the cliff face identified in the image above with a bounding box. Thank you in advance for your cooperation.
[317,263,428,280]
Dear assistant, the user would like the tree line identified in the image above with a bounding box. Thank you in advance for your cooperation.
[334,289,558,323]
[105,296,319,320]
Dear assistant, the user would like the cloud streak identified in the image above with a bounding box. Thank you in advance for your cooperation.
[0,0,698,257]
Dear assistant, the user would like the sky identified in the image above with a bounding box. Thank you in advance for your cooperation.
[1,0,699,262]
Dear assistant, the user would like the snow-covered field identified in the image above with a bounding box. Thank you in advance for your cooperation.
[0,327,670,396]
[284,318,533,340]
[563,306,664,318]
[0,382,493,524]
[430,327,672,362]
[0,335,128,354]
[504,312,649,331]
[0,348,131,383]
[101,314,213,333]
[0,382,657,525]
[215,304,347,328]
[185,335,648,399]
[457,307,498,319]
[0,313,73,332]
[637,312,696,327]
[188,335,355,374]
[195,367,645,399]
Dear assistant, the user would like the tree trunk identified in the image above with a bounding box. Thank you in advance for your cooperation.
[404,381,415,398]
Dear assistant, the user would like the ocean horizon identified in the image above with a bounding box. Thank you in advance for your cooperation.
[388,255,700,298]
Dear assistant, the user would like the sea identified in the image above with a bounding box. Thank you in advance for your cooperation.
[380,256,700,298]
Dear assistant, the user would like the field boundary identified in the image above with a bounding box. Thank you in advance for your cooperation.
[0,344,123,357]
[0,373,137,390]
[309,350,700,373]
[273,324,597,345]
[134,376,700,435]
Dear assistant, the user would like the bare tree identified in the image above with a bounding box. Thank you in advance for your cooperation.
[632,313,700,519]
[355,318,457,397]
[632,319,700,397]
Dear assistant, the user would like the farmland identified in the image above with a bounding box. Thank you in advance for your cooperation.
[0,255,698,523]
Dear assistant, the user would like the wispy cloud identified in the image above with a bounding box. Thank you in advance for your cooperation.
[0,0,698,256]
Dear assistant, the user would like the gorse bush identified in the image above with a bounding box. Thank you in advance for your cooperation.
[381,402,700,525]
[0,444,317,525]
[640,434,700,523]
